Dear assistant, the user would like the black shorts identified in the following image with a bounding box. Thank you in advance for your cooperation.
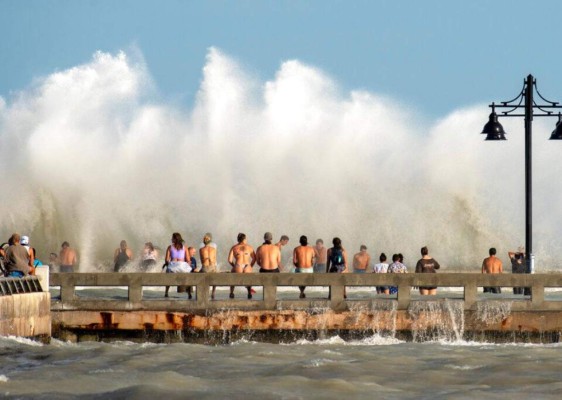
[259,268,280,273]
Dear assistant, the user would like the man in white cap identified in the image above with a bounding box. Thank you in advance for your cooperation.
[20,235,36,265]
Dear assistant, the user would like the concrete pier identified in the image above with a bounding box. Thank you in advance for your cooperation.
[49,273,562,343]
[0,276,51,342]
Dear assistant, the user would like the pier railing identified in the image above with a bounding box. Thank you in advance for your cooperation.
[1,276,43,295]
[49,272,562,312]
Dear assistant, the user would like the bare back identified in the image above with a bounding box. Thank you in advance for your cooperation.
[294,246,315,268]
[482,256,503,274]
[229,243,256,268]
[60,248,77,266]
[200,245,217,267]
[256,244,281,270]
[314,245,327,264]
[353,251,371,271]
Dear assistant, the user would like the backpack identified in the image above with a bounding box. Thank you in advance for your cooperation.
[330,248,344,265]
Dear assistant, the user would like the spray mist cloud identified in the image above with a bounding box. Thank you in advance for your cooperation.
[0,48,560,271]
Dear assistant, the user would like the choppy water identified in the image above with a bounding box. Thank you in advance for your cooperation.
[1,336,562,399]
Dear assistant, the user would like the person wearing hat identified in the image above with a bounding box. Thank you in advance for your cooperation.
[255,232,282,273]
[20,235,40,269]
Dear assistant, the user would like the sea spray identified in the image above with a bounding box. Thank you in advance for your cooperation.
[1,48,561,270]
[409,299,465,342]
[476,300,512,324]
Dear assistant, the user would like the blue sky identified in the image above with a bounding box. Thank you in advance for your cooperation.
[1,0,561,118]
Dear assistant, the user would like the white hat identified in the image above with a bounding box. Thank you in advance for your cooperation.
[21,235,29,246]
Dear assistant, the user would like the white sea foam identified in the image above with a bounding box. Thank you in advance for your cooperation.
[0,375,8,383]
[446,364,483,370]
[289,334,403,346]
[1,47,561,270]
[350,334,404,346]
[0,335,43,347]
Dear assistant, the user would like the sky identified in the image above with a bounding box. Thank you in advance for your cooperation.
[1,0,562,119]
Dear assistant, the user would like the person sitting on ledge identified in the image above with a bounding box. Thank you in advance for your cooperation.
[164,232,192,298]
[293,235,315,299]
[256,232,281,273]
[228,233,256,299]
[199,233,217,300]
[4,233,34,278]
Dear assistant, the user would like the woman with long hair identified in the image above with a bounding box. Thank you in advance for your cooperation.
[164,232,192,298]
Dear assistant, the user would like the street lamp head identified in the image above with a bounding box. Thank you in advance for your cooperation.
[482,110,507,140]
[549,114,562,140]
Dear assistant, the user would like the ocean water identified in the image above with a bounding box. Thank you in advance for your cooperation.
[1,336,561,399]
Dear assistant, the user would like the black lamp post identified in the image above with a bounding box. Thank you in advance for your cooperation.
[481,74,562,276]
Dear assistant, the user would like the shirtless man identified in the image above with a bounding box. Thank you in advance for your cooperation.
[200,233,217,299]
[352,245,371,273]
[256,232,281,273]
[275,235,289,249]
[275,235,289,271]
[313,239,327,273]
[59,241,77,273]
[482,247,502,294]
[228,233,256,299]
[293,235,316,298]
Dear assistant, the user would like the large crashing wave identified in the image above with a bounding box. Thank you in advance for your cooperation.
[0,48,560,270]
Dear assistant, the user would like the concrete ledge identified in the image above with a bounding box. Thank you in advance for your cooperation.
[0,292,51,341]
[51,307,562,343]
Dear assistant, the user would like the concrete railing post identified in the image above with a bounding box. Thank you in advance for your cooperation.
[330,276,346,311]
[464,283,478,310]
[35,266,49,292]
[531,282,544,309]
[397,283,411,310]
[60,274,75,303]
[263,276,277,310]
[128,275,143,305]
[197,276,210,309]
